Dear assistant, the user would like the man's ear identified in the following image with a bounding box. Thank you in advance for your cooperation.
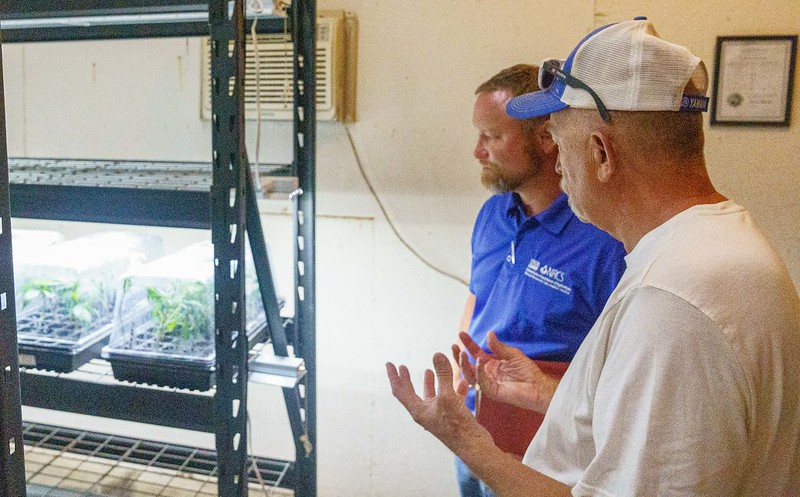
[590,131,615,183]
[536,120,558,156]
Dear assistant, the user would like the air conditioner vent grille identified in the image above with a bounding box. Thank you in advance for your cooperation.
[201,15,342,121]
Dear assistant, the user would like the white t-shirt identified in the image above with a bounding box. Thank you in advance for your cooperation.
[524,201,800,496]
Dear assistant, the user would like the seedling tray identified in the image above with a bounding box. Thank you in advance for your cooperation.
[103,314,266,391]
[16,315,114,373]
[107,353,216,391]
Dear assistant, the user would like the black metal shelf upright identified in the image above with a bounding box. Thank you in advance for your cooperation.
[0,33,27,497]
[290,1,317,495]
[208,1,251,493]
[0,1,317,496]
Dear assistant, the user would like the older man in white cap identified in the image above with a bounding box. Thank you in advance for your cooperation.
[387,17,800,497]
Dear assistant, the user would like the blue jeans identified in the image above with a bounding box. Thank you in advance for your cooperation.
[455,456,496,497]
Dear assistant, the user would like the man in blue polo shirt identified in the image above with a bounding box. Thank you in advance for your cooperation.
[455,64,626,497]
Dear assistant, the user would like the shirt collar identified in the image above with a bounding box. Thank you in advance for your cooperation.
[506,192,573,235]
[505,192,526,219]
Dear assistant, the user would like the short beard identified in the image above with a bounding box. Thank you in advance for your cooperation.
[480,162,518,193]
[480,146,541,194]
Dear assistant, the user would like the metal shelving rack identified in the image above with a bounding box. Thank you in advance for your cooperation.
[0,32,27,497]
[0,1,317,496]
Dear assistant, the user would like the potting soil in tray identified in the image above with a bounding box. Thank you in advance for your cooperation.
[103,308,266,391]
[101,241,268,391]
[16,304,115,373]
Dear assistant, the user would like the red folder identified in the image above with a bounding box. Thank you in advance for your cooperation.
[476,360,570,457]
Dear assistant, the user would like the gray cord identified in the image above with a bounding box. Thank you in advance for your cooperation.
[343,124,469,287]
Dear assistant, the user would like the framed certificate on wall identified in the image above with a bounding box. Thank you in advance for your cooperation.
[710,35,797,126]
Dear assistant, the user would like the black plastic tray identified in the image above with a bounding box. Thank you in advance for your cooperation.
[104,319,267,391]
[17,321,113,373]
[106,353,216,391]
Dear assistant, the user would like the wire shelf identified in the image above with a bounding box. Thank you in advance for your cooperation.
[23,422,294,496]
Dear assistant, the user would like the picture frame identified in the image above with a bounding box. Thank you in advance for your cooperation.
[710,35,797,126]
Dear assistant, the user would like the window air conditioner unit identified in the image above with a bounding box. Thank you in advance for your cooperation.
[201,10,356,122]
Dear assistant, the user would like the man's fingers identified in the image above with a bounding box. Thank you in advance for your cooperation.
[432,352,455,393]
[451,344,462,365]
[456,377,470,397]
[386,361,402,390]
[386,362,423,412]
[423,368,435,399]
[459,351,477,385]
[459,331,487,359]
[475,356,494,393]
[475,355,485,381]
[386,362,411,397]
[486,331,523,359]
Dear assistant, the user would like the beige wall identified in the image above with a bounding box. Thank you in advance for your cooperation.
[5,2,800,496]
[326,0,800,285]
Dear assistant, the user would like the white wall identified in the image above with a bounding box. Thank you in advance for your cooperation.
[5,1,800,496]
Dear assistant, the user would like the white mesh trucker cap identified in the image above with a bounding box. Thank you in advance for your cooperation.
[506,17,709,119]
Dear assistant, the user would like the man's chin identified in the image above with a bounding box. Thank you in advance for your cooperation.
[481,175,511,194]
[483,183,510,194]
[480,176,495,191]
[567,199,591,224]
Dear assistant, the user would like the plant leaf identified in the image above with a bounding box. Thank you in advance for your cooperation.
[72,304,93,323]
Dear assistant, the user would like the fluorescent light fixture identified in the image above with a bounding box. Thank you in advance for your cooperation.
[0,12,209,30]
[0,5,287,30]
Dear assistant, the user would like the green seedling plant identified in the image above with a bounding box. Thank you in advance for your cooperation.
[146,280,211,342]
[21,279,107,333]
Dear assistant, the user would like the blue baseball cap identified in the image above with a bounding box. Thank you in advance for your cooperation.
[506,17,709,120]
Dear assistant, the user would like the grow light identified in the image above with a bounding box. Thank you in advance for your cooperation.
[0,12,208,30]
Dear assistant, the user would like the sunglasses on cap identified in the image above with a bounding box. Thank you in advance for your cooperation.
[540,59,611,122]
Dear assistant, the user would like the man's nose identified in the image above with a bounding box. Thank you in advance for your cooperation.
[474,141,488,160]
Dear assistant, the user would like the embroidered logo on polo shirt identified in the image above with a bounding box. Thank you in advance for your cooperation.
[524,258,572,295]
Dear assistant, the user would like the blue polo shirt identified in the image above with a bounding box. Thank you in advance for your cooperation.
[466,192,626,410]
